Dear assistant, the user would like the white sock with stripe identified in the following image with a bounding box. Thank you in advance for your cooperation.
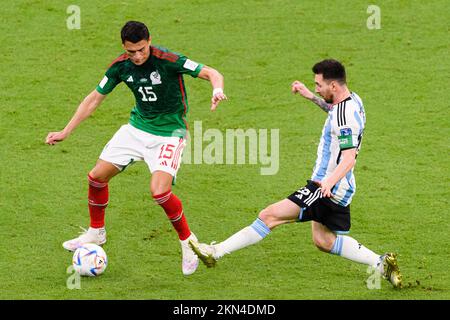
[330,235,381,266]
[214,218,270,259]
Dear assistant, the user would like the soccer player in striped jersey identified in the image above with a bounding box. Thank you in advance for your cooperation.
[190,59,402,288]
[45,21,227,276]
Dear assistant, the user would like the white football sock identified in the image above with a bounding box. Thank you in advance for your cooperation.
[214,218,270,259]
[88,227,105,234]
[330,235,380,267]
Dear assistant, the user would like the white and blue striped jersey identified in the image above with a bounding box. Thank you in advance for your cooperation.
[311,92,366,207]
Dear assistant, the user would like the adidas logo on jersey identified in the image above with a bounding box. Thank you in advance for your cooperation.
[126,76,133,82]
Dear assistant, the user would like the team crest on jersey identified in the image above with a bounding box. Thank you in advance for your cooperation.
[150,71,162,85]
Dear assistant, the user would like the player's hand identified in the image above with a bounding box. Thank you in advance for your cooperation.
[211,89,227,111]
[291,81,314,100]
[317,179,333,198]
[45,131,68,145]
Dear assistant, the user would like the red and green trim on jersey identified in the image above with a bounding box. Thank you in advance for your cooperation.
[150,46,179,63]
[178,75,189,132]
[109,46,178,67]
[108,53,129,68]
[149,46,190,133]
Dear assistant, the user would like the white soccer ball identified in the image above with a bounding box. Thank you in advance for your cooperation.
[72,243,108,277]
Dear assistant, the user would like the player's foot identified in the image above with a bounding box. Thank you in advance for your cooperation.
[379,253,402,288]
[189,240,217,268]
[180,233,199,276]
[62,227,106,252]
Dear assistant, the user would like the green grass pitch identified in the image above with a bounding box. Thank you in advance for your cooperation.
[0,0,449,299]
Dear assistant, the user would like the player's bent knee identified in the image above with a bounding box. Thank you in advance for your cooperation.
[150,171,173,196]
[150,182,171,196]
[89,161,120,182]
[88,170,108,183]
[258,205,281,229]
[312,235,334,253]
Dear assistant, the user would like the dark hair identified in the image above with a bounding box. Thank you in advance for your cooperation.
[312,59,346,84]
[121,21,150,43]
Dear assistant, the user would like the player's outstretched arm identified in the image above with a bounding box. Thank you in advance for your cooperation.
[198,66,227,111]
[291,80,331,112]
[45,90,107,145]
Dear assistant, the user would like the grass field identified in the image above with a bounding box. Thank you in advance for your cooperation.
[0,0,449,300]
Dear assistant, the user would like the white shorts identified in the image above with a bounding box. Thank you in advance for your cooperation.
[99,124,186,177]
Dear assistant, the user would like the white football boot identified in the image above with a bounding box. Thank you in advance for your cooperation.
[180,233,199,276]
[62,227,107,252]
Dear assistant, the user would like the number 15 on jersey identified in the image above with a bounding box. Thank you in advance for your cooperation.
[138,86,157,102]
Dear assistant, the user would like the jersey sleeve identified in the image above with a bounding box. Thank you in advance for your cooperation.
[337,103,364,150]
[96,64,121,95]
[167,53,204,77]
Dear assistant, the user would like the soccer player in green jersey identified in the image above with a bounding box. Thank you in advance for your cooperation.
[45,21,227,276]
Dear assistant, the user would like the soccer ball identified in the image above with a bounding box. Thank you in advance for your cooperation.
[72,243,108,277]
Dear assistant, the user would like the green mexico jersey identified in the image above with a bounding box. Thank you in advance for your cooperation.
[96,45,204,137]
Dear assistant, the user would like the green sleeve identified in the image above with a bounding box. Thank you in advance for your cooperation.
[96,65,121,95]
[167,53,204,78]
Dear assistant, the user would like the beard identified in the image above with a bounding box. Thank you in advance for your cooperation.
[319,91,333,104]
[324,96,333,103]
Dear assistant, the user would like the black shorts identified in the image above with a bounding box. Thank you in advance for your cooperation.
[288,186,351,233]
